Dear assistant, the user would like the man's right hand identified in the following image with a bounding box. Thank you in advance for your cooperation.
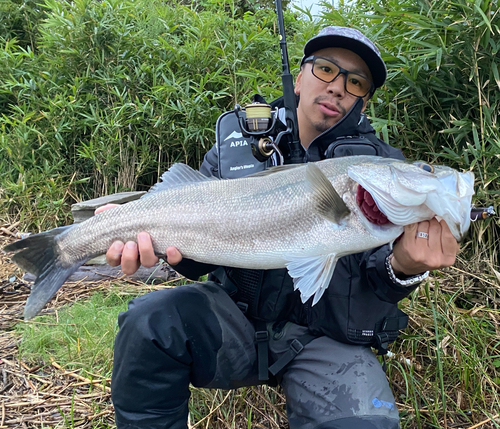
[95,204,183,275]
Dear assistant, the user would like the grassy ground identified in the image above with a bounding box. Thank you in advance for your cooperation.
[1,228,500,428]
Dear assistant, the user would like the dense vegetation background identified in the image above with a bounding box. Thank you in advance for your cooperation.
[0,0,309,229]
[1,0,500,427]
[2,0,498,235]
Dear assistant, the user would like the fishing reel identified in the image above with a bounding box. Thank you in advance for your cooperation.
[234,97,290,165]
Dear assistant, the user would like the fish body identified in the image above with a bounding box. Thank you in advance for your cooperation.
[4,155,475,319]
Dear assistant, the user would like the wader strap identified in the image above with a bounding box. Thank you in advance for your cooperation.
[268,333,316,376]
[374,312,409,356]
[255,321,269,381]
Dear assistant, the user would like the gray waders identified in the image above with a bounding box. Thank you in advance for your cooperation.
[111,282,400,428]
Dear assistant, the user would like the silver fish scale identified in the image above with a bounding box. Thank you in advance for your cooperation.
[55,155,400,270]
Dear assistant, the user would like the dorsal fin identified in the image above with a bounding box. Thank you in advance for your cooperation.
[306,163,350,224]
[142,163,217,197]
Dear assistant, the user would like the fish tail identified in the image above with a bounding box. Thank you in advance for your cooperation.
[4,225,86,320]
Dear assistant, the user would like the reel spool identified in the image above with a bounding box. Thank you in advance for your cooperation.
[245,102,272,132]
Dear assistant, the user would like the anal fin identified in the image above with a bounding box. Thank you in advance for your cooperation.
[285,253,338,305]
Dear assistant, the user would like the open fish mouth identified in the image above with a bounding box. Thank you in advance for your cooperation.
[356,185,391,225]
[347,160,475,241]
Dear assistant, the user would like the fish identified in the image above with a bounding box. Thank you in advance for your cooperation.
[4,155,474,320]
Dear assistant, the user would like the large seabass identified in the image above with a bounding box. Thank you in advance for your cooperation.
[5,155,474,319]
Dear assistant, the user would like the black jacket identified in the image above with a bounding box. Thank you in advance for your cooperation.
[173,98,417,349]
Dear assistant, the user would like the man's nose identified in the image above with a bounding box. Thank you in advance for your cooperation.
[326,74,346,96]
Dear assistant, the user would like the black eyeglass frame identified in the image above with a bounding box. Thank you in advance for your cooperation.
[302,55,375,98]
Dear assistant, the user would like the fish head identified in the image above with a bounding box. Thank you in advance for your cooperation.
[347,159,475,241]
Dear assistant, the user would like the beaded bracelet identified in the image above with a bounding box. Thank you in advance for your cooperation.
[385,253,429,287]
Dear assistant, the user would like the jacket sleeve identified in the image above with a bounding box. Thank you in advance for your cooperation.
[172,258,218,281]
[358,244,420,303]
[170,144,220,280]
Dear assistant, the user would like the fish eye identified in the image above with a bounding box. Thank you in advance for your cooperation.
[414,162,435,173]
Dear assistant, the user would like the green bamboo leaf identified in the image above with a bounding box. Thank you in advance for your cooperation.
[436,47,442,71]
[472,123,481,151]
[492,62,500,90]
[382,124,389,144]
[473,3,493,32]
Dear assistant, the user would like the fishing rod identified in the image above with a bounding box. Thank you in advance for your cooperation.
[274,0,303,164]
[234,0,303,165]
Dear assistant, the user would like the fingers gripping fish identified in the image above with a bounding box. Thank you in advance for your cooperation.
[4,155,474,320]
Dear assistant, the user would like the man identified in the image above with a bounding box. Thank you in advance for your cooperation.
[100,27,459,429]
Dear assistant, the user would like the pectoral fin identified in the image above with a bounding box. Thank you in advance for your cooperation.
[306,163,350,224]
[285,253,338,305]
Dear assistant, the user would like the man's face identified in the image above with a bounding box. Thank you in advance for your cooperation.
[295,47,373,147]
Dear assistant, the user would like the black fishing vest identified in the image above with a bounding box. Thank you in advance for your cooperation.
[209,97,409,355]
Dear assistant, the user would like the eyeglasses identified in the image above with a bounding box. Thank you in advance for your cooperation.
[303,56,374,98]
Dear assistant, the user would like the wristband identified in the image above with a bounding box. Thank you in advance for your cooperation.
[385,253,429,287]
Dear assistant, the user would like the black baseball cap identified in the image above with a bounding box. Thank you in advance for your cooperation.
[301,26,387,89]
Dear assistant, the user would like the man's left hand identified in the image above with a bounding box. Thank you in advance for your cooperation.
[391,218,459,276]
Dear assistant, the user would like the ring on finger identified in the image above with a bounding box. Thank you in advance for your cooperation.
[416,231,429,239]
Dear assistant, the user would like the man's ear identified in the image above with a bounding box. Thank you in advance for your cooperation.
[295,71,303,95]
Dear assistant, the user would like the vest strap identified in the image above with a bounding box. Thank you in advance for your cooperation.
[255,321,269,381]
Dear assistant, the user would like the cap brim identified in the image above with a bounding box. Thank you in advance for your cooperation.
[303,35,386,89]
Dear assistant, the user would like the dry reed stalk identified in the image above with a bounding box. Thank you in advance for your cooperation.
[50,361,111,393]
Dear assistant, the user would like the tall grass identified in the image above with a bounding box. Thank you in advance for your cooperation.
[2,0,498,243]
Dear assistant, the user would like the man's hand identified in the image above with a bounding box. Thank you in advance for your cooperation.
[95,204,183,275]
[391,218,459,276]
